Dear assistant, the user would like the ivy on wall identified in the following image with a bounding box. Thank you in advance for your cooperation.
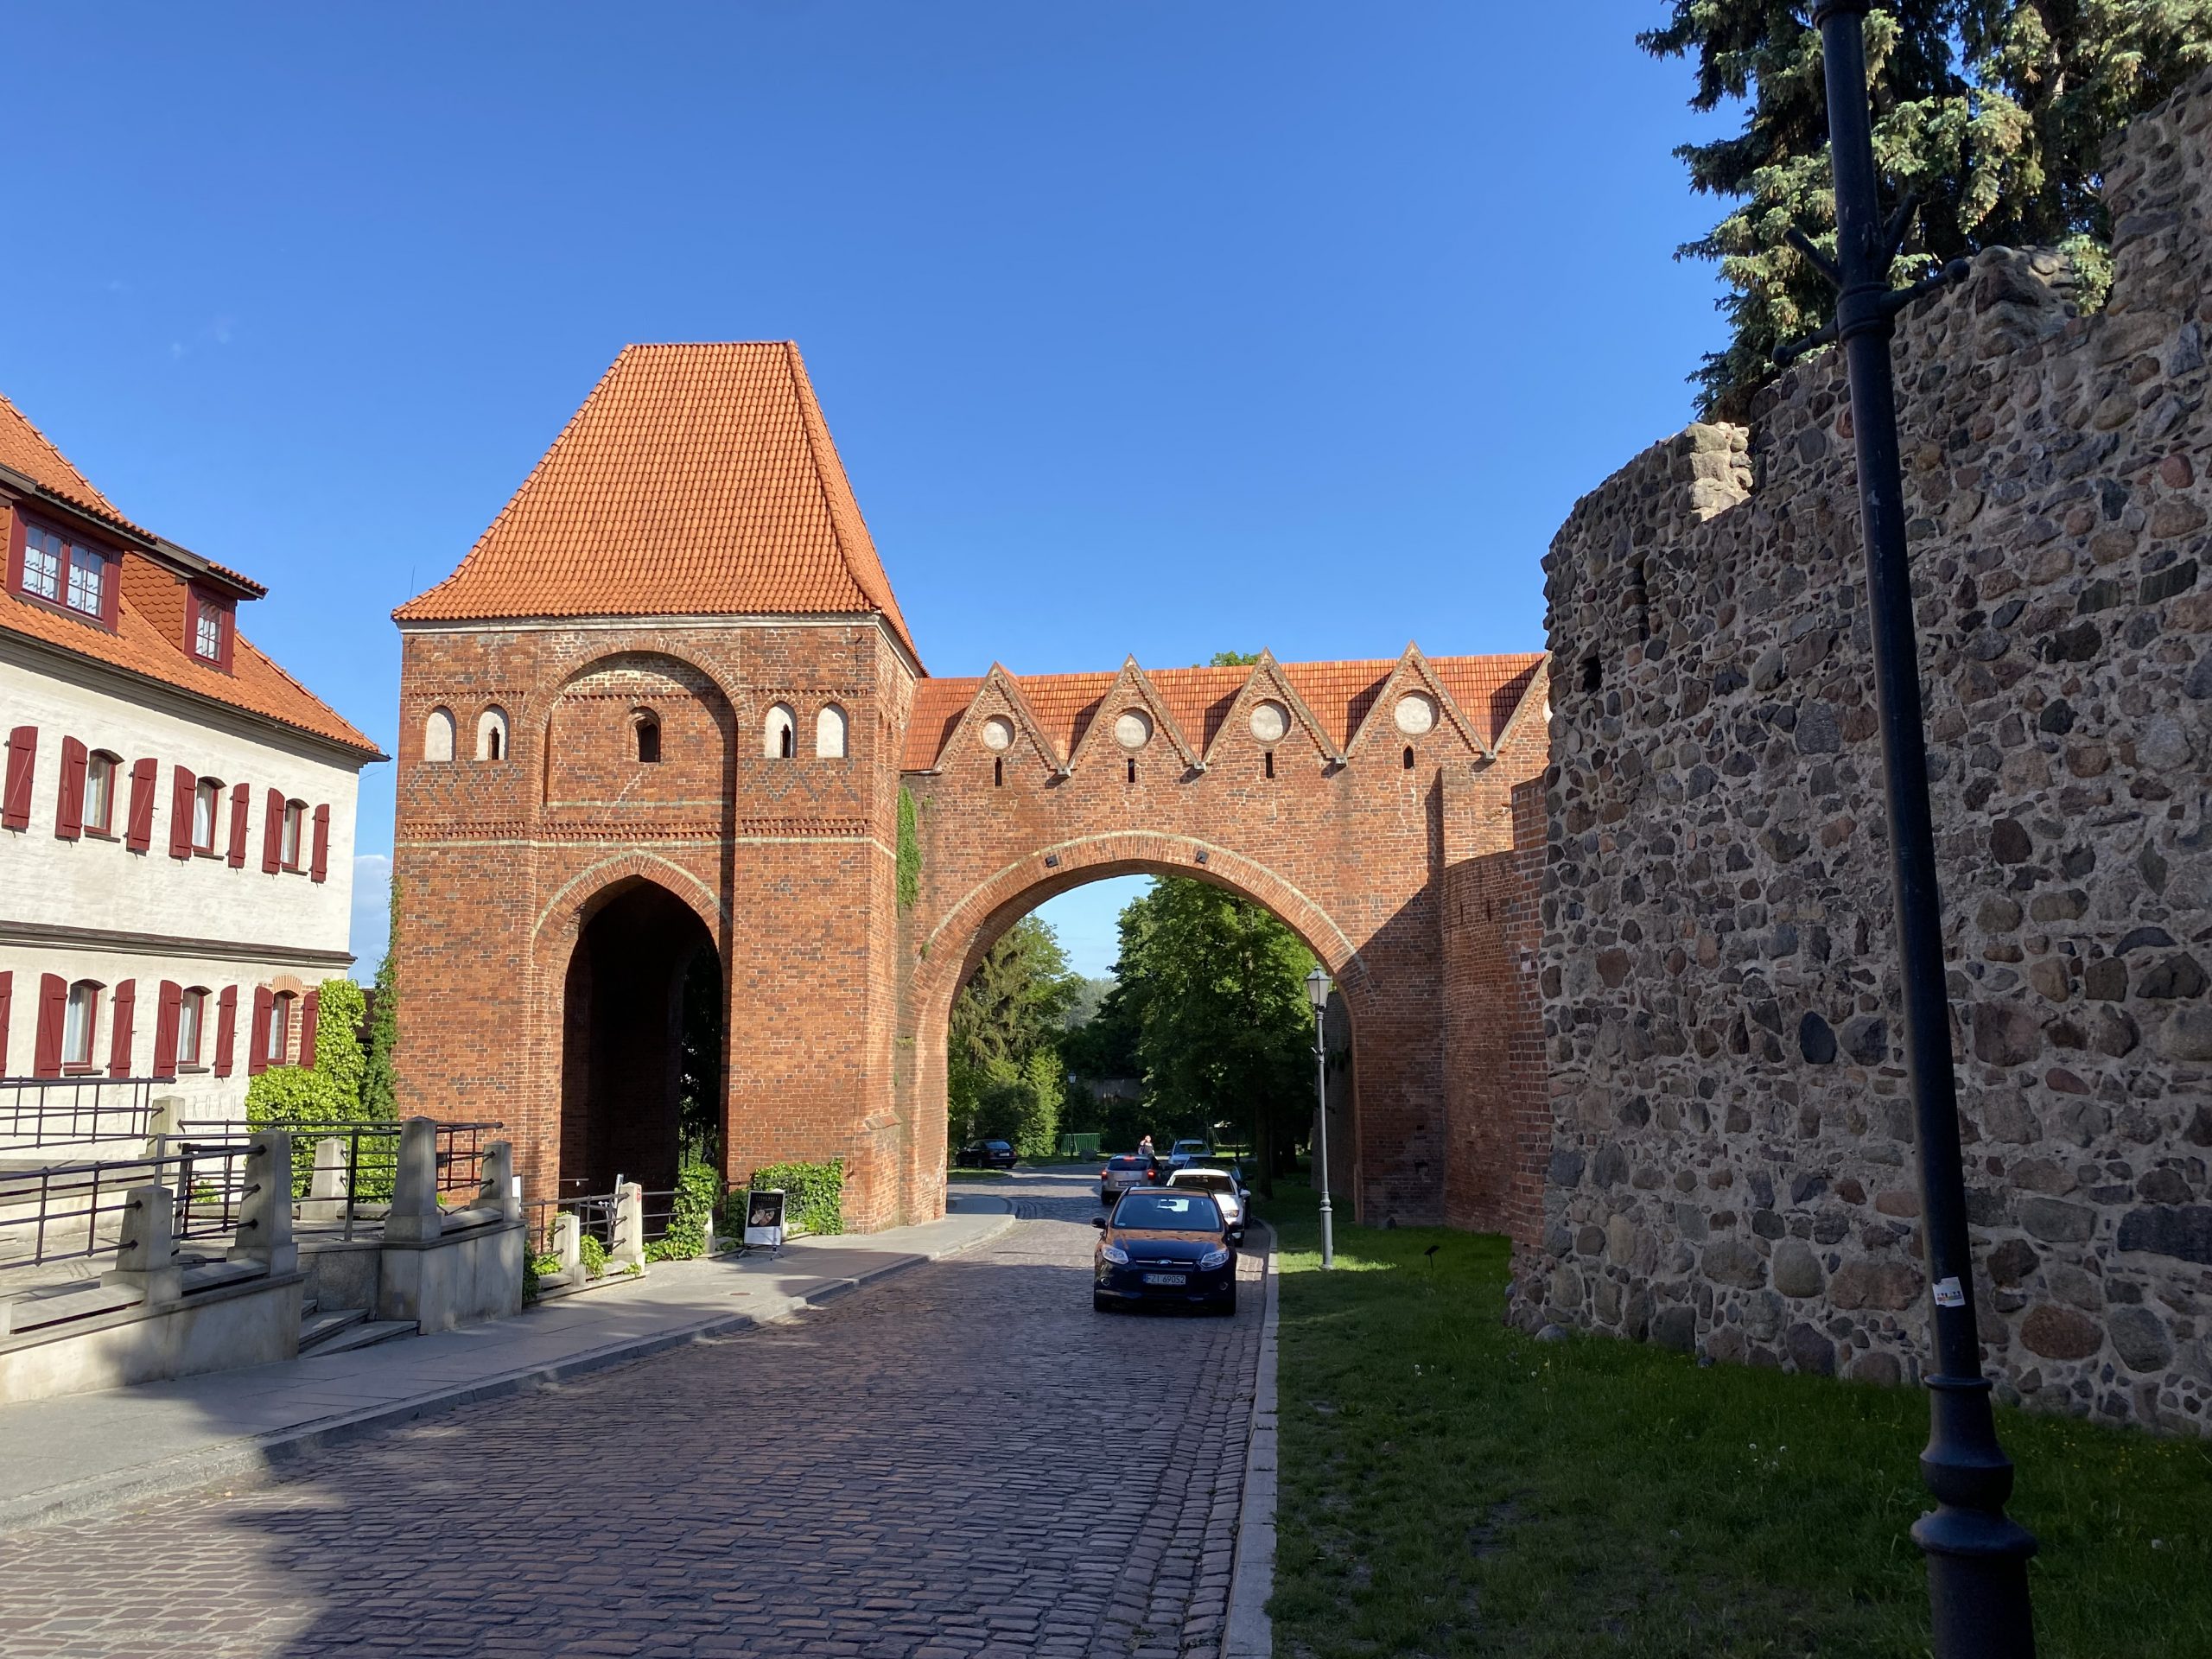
[896,787,921,912]
[742,1159,845,1237]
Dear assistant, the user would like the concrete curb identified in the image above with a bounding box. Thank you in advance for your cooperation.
[1224,1221,1280,1659]
[0,1206,1018,1536]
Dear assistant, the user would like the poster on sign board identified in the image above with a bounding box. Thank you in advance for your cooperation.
[745,1188,786,1250]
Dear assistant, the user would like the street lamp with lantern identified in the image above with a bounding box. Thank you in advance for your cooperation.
[1305,964,1335,1270]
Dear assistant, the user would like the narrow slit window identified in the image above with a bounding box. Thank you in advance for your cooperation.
[178,988,207,1065]
[993,757,1003,787]
[62,980,101,1067]
[1402,746,1414,769]
[1126,757,1137,784]
[192,779,221,852]
[83,752,117,834]
[635,712,662,764]
[1264,751,1275,779]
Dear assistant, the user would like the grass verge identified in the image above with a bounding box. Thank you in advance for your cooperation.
[1259,1179,2210,1658]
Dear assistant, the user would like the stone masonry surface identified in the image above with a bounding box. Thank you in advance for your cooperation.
[1515,67,2212,1433]
[0,1173,1264,1658]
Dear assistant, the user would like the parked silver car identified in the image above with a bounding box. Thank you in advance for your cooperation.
[1099,1153,1164,1205]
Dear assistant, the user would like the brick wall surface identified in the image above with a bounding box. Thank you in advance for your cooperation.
[396,619,1553,1235]
[1516,71,2212,1433]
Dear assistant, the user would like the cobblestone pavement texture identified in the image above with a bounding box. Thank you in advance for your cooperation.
[0,1172,1263,1659]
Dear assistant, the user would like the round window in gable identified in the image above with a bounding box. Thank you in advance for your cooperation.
[980,715,1014,753]
[1249,700,1289,744]
[1393,692,1437,737]
[1113,709,1153,750]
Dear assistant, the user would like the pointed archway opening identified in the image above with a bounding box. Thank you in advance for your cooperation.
[559,878,721,1198]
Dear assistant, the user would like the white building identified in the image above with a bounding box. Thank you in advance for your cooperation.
[0,392,383,1140]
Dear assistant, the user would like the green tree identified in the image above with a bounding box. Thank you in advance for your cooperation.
[1644,1,2212,415]
[947,915,1080,1151]
[359,873,401,1119]
[1205,650,1261,666]
[1110,877,1316,1192]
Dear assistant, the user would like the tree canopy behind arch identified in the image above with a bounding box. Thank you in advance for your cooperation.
[1644,0,2212,415]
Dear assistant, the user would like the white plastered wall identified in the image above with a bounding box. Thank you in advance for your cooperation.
[0,642,368,1122]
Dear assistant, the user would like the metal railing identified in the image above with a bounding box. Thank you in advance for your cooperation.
[0,1077,162,1150]
[525,1185,693,1255]
[0,1139,255,1274]
[164,1119,501,1241]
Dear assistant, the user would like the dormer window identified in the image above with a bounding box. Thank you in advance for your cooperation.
[10,516,117,626]
[187,586,233,670]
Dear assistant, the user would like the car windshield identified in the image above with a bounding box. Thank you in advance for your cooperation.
[1108,1157,1150,1170]
[1173,1173,1234,1192]
[1174,1141,1207,1152]
[1114,1192,1223,1230]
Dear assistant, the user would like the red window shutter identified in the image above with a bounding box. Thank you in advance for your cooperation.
[261,787,283,873]
[3,725,35,830]
[301,988,321,1069]
[248,986,273,1076]
[126,757,158,852]
[213,986,238,1077]
[34,973,67,1078]
[152,981,181,1080]
[54,736,87,840]
[107,979,137,1077]
[227,782,251,868]
[0,970,12,1073]
[309,804,330,883]
[168,764,196,859]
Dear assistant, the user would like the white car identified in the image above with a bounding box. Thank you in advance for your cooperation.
[1167,1138,1211,1169]
[1166,1166,1246,1239]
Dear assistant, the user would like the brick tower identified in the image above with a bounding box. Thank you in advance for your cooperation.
[391,343,925,1225]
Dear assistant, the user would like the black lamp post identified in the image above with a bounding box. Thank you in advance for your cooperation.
[1775,3,2038,1652]
[1305,964,1335,1269]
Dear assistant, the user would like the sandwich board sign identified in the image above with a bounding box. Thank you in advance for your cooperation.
[744,1188,786,1254]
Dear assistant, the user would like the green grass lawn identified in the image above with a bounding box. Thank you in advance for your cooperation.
[947,1166,1014,1180]
[1257,1179,2211,1658]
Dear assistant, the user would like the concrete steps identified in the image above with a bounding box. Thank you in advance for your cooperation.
[297,1304,417,1356]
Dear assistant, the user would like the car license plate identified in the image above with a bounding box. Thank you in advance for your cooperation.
[1142,1272,1186,1286]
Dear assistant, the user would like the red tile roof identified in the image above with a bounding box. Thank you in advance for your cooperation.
[901,654,1545,771]
[0,392,380,758]
[394,343,921,664]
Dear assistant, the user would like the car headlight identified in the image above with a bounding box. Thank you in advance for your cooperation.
[1198,1246,1230,1270]
[1100,1244,1130,1265]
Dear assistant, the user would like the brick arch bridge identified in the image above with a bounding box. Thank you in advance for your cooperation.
[390,340,1555,1234]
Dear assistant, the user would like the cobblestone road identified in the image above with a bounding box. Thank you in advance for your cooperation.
[0,1172,1263,1659]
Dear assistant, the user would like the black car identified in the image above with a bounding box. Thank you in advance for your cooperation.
[957,1138,1018,1170]
[1091,1187,1236,1314]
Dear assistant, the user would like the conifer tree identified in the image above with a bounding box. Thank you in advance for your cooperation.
[1644,0,2212,415]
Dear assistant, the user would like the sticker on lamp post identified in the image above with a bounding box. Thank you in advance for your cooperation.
[1932,1276,1966,1308]
[745,1188,787,1255]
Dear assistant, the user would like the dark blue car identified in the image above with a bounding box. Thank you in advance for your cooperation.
[1090,1188,1236,1314]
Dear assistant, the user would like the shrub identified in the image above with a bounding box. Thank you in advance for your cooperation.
[579,1234,608,1279]
[645,1157,722,1262]
[743,1159,844,1237]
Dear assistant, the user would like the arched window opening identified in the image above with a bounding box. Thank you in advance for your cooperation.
[764,703,796,760]
[477,707,509,762]
[815,703,849,759]
[634,710,662,764]
[192,778,222,853]
[993,757,1003,788]
[424,707,455,763]
[267,991,296,1065]
[62,979,102,1067]
[1402,745,1415,770]
[83,751,118,835]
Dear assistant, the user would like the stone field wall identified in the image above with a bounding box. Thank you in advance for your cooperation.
[1512,68,2212,1433]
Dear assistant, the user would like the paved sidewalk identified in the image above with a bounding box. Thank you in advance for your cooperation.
[0,1195,1014,1535]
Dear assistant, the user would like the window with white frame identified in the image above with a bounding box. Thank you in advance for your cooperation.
[194,597,224,662]
[21,525,61,601]
[65,543,105,614]
[178,988,207,1065]
[280,799,305,868]
[62,980,101,1067]
[83,751,118,835]
[266,991,294,1065]
[192,779,221,853]
[17,523,113,620]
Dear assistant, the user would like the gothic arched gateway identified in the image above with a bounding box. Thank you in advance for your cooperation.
[391,342,1552,1232]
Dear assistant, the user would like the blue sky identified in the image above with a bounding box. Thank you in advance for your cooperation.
[0,3,1730,977]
